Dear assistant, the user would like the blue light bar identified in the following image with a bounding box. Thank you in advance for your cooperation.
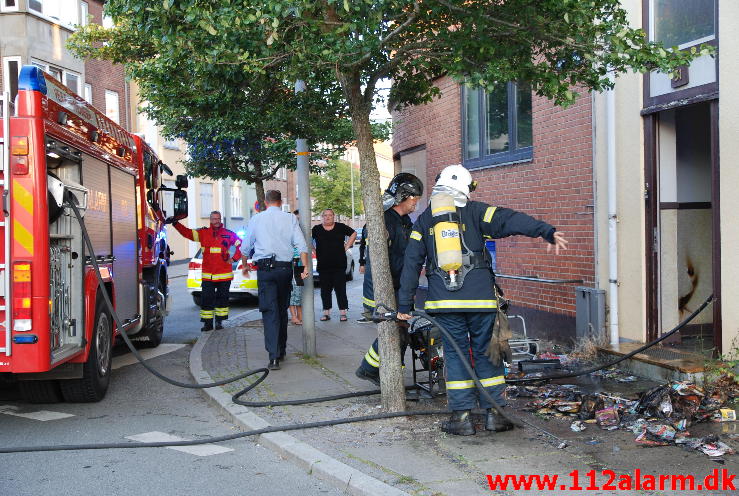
[18,65,47,95]
[13,335,38,344]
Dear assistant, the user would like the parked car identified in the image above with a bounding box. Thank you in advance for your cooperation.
[187,249,258,306]
[312,249,355,283]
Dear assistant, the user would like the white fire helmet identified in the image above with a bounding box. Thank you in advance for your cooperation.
[434,165,477,203]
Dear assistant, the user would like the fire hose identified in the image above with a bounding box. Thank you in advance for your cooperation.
[0,193,714,453]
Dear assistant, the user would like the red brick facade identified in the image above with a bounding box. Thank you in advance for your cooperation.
[85,1,129,131]
[392,76,595,318]
[264,169,298,213]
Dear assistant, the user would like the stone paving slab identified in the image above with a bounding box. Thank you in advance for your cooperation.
[196,282,738,496]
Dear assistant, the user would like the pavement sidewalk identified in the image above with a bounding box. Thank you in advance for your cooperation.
[190,285,737,496]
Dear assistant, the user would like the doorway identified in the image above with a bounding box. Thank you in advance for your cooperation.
[646,101,720,355]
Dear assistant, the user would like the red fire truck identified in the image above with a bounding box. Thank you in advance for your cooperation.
[0,66,188,403]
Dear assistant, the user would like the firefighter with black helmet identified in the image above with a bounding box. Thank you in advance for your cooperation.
[396,165,568,435]
[355,173,424,386]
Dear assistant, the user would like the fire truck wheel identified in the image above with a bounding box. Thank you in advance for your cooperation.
[60,295,112,402]
[18,380,63,404]
[138,278,165,349]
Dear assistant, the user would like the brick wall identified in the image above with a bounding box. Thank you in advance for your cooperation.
[264,170,297,213]
[85,0,129,131]
[392,76,595,318]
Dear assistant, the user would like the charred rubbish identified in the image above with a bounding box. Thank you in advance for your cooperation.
[506,370,738,458]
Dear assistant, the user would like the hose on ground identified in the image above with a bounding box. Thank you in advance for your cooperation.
[3,194,710,453]
[507,293,714,384]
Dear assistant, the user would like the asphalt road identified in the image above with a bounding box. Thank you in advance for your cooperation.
[0,270,347,496]
[162,269,258,344]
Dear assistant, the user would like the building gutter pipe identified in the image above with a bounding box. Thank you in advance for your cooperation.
[606,81,619,346]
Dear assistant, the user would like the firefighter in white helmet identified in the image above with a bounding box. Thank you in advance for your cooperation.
[396,165,568,435]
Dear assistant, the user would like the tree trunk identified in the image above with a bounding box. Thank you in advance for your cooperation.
[339,71,405,412]
[253,159,266,212]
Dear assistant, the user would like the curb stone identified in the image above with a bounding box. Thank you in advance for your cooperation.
[188,330,410,496]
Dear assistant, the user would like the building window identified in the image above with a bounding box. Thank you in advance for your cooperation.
[28,0,79,27]
[2,57,21,105]
[105,89,120,124]
[83,83,92,103]
[651,0,715,49]
[64,72,80,94]
[139,112,158,149]
[30,59,82,96]
[162,180,175,218]
[462,82,533,169]
[1,0,19,13]
[230,183,243,218]
[48,66,63,82]
[79,2,88,26]
[200,183,213,217]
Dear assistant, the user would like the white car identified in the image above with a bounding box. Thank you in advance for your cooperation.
[186,249,258,306]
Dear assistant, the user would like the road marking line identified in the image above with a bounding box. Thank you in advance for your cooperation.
[125,431,234,456]
[0,405,75,421]
[112,344,186,370]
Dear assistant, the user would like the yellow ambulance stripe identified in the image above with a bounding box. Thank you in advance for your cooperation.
[14,181,33,215]
[13,220,34,255]
[483,206,497,223]
[410,231,422,241]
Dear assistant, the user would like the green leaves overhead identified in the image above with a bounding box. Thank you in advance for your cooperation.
[78,0,707,110]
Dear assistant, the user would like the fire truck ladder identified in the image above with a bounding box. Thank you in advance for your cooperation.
[0,92,10,356]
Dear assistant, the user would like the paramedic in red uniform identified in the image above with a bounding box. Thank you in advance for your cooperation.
[173,211,242,332]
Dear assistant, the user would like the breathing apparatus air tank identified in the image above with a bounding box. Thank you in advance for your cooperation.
[431,192,463,286]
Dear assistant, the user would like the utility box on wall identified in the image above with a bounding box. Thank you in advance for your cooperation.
[575,287,606,341]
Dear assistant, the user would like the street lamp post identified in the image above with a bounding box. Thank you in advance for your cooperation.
[295,79,316,356]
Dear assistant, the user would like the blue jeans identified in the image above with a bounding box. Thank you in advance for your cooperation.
[434,312,506,411]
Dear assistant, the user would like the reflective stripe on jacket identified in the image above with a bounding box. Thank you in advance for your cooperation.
[175,222,242,281]
[397,200,555,313]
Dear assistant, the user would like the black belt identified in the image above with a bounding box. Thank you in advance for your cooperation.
[256,259,292,269]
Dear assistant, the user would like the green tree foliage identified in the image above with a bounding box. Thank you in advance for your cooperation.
[72,0,708,411]
[310,160,363,219]
[68,22,360,206]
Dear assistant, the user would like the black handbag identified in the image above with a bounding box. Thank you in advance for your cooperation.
[293,258,304,286]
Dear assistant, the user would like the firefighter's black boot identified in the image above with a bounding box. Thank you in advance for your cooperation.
[201,319,214,332]
[441,410,475,436]
[215,318,224,330]
[485,408,514,432]
[355,367,380,387]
